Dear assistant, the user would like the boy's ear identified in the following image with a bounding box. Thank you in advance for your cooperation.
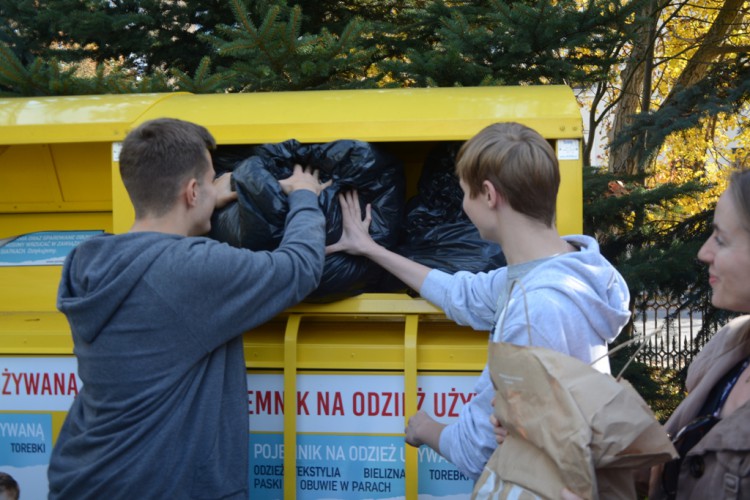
[184,178,199,207]
[482,180,500,207]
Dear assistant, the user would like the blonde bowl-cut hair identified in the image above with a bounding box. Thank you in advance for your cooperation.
[455,122,560,228]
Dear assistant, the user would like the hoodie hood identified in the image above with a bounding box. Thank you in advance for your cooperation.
[57,232,176,343]
[538,234,631,344]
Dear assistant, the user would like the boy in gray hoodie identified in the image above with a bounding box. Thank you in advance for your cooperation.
[326,122,631,481]
[48,118,330,499]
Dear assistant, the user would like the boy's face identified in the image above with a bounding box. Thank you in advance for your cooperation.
[459,177,491,241]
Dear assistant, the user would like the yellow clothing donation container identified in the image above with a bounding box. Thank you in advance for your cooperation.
[0,86,583,499]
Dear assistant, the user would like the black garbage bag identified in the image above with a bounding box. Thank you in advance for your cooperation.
[210,139,405,302]
[212,144,257,175]
[378,142,506,293]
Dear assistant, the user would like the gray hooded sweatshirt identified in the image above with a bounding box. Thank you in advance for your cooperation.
[48,190,325,499]
[419,234,631,481]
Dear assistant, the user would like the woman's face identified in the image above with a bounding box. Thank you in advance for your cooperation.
[697,190,750,313]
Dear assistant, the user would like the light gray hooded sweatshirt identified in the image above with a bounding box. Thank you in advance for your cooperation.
[419,234,631,481]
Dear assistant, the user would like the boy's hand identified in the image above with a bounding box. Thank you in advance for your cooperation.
[325,190,376,256]
[405,410,432,447]
[213,172,237,209]
[490,397,508,445]
[404,410,445,451]
[561,488,583,500]
[279,164,331,196]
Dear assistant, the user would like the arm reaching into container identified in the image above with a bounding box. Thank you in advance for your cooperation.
[326,189,431,293]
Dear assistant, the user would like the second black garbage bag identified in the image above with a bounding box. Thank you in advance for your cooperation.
[210,139,405,302]
[378,142,507,293]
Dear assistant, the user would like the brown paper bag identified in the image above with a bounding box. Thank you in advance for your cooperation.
[472,340,678,500]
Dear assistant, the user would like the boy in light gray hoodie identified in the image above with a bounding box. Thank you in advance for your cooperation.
[326,122,631,481]
[48,118,330,499]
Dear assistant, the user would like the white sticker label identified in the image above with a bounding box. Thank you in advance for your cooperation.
[557,139,580,160]
[0,231,103,267]
[112,142,122,162]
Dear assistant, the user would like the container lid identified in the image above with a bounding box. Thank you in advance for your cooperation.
[0,86,582,145]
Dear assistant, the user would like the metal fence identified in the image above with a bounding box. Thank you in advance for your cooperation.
[631,294,709,371]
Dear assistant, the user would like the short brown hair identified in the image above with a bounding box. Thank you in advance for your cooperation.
[455,122,560,227]
[119,118,216,218]
[0,471,19,500]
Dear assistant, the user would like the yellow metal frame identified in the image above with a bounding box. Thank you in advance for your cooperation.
[284,315,301,500]
[266,296,485,500]
[0,86,582,498]
[0,87,581,145]
[0,86,583,238]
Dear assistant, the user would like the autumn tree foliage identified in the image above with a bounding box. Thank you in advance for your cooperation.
[607,0,749,176]
[590,0,750,319]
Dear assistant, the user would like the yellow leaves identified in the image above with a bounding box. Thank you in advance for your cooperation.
[618,0,750,221]
[642,114,739,220]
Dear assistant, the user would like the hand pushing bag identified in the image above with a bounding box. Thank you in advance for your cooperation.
[210,139,404,302]
[473,282,677,500]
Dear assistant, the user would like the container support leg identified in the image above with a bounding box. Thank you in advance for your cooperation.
[283,314,302,499]
[404,314,419,500]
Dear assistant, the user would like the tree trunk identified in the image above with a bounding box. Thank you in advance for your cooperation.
[609,0,746,175]
[661,0,745,105]
[608,12,656,174]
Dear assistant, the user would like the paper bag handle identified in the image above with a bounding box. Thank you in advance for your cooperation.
[496,278,662,382]
[495,279,533,346]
